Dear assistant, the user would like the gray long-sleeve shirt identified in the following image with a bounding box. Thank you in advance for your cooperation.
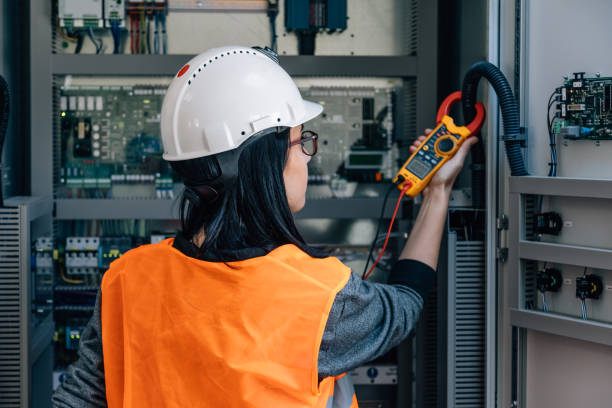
[52,242,434,407]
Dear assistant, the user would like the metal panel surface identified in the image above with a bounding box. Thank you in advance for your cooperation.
[524,0,612,178]
[30,0,54,198]
[535,196,612,250]
[52,54,418,77]
[511,309,612,348]
[519,241,612,270]
[54,198,404,220]
[509,176,612,199]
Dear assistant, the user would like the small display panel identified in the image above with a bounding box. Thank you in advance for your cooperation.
[348,153,384,167]
[406,157,432,179]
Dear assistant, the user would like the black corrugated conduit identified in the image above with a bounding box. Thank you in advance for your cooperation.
[462,61,529,177]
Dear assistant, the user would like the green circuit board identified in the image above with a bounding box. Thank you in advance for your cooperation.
[556,74,612,140]
[58,85,175,199]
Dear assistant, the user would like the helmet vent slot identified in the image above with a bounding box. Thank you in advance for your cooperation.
[185,49,268,87]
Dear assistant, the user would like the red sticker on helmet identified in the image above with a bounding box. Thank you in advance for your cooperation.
[177,64,190,78]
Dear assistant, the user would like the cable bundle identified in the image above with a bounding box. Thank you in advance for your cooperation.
[129,1,167,54]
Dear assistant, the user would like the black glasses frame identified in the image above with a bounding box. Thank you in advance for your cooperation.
[289,130,319,156]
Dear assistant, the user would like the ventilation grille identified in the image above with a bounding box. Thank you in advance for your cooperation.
[398,78,418,169]
[404,0,418,56]
[0,207,22,407]
[420,288,438,408]
[51,0,58,54]
[53,76,62,200]
[403,79,417,142]
[523,195,538,308]
[452,240,486,407]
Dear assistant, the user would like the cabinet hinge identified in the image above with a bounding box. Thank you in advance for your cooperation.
[497,247,509,263]
[497,214,509,230]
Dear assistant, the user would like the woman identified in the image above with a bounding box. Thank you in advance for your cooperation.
[52,46,477,408]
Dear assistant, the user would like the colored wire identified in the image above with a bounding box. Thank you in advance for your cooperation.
[140,7,146,54]
[87,27,104,54]
[581,300,587,320]
[538,90,560,213]
[541,293,548,313]
[60,269,84,284]
[154,12,160,54]
[267,1,279,52]
[111,20,121,54]
[130,15,134,54]
[362,182,399,278]
[74,31,84,54]
[363,181,411,281]
[57,26,79,42]
[135,16,140,54]
[146,15,151,54]
[161,13,167,54]
[547,89,559,177]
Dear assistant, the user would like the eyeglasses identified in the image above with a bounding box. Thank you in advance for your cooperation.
[289,130,318,156]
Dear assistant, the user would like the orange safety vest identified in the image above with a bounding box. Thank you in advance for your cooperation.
[101,239,359,408]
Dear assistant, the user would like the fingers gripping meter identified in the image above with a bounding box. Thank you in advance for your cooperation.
[394,91,486,197]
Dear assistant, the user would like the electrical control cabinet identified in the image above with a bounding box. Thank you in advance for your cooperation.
[26,1,439,406]
[498,1,612,407]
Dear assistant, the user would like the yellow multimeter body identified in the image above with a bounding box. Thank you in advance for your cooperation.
[393,91,486,197]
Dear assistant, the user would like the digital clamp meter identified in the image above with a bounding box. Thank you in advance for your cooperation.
[394,91,486,197]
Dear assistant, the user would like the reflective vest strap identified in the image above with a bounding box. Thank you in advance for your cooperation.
[325,375,358,408]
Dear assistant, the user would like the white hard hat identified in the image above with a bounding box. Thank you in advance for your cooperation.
[161,46,323,161]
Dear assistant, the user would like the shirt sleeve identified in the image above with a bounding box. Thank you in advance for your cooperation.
[52,290,108,408]
[317,259,435,377]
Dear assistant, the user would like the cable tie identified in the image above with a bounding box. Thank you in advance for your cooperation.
[502,127,528,146]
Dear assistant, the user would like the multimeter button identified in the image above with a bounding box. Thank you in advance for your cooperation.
[437,138,455,153]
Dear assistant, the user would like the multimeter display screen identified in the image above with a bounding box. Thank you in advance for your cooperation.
[406,157,432,179]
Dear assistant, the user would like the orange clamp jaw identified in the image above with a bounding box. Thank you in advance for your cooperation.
[393,91,486,197]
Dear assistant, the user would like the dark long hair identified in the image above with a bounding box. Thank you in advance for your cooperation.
[170,127,322,259]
